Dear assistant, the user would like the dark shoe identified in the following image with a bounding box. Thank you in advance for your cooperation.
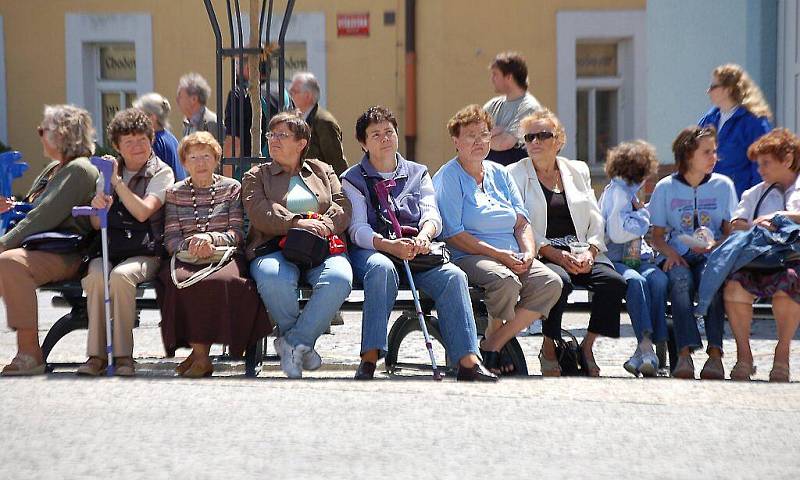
[499,347,516,376]
[457,362,498,382]
[479,349,501,374]
[354,360,376,380]
[700,356,725,380]
[76,356,107,377]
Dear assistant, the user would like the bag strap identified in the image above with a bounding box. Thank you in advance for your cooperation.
[359,165,397,239]
[171,247,235,289]
[754,183,780,219]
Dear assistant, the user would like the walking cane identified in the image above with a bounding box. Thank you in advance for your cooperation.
[73,157,115,376]
[373,178,442,381]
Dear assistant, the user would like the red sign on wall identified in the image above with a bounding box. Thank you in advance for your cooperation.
[337,13,369,37]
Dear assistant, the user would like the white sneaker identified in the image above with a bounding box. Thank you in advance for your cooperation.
[274,337,302,379]
[296,344,322,371]
[639,350,659,377]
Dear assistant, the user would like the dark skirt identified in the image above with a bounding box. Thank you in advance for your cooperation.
[156,254,272,357]
[729,260,800,302]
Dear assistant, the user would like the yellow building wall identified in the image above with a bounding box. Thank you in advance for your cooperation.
[1,0,643,193]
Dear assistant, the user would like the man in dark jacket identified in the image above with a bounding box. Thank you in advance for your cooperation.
[289,72,348,176]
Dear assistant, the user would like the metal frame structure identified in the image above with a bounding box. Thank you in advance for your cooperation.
[202,0,296,179]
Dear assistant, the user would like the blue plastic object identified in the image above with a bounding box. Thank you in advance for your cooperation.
[0,151,31,235]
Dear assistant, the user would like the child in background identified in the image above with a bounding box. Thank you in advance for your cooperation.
[599,141,668,377]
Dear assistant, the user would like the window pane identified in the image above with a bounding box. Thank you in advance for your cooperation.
[576,43,617,77]
[595,90,618,163]
[101,93,122,145]
[125,92,137,108]
[576,90,589,162]
[270,41,308,81]
[99,43,136,81]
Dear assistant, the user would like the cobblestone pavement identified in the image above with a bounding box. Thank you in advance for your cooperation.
[0,292,798,479]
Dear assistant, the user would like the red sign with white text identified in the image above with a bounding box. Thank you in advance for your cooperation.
[337,13,369,37]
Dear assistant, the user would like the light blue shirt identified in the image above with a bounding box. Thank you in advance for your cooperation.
[433,158,529,260]
[648,173,737,257]
[285,175,319,215]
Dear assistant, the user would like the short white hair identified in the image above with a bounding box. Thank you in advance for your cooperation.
[133,92,171,130]
[177,72,211,105]
[291,72,320,102]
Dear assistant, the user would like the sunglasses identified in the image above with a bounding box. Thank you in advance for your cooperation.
[524,131,555,143]
[36,126,45,137]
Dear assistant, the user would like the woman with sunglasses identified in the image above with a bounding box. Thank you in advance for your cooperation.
[724,128,800,382]
[507,108,626,377]
[649,126,737,379]
[699,63,772,199]
[0,105,98,375]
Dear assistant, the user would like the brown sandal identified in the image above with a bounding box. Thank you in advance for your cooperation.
[730,361,756,381]
[769,363,790,383]
[76,356,108,376]
[2,353,47,377]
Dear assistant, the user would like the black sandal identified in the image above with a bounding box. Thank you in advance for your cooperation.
[480,349,501,374]
[499,346,516,376]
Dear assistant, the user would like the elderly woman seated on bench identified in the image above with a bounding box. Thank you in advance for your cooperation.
[434,104,562,377]
[77,108,175,377]
[725,128,800,382]
[244,111,353,379]
[342,106,496,382]
[0,105,98,376]
[156,131,271,378]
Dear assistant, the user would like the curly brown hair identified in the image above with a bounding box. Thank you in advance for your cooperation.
[107,108,154,149]
[447,104,493,137]
[355,105,398,144]
[747,128,800,173]
[672,126,717,174]
[604,140,659,184]
[713,64,773,120]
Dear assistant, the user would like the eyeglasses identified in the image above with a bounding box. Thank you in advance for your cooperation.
[186,153,216,163]
[266,131,293,142]
[462,131,492,144]
[524,131,555,143]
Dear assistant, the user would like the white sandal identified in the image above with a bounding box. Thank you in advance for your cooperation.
[1,353,46,376]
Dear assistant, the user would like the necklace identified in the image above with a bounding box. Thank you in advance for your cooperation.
[188,175,216,233]
[537,168,561,193]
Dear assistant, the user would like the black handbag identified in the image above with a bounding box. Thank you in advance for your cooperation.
[21,231,85,254]
[107,200,158,263]
[389,241,450,273]
[555,328,586,376]
[281,228,329,269]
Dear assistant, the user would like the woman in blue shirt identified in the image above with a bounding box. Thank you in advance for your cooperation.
[649,126,737,380]
[434,104,562,376]
[699,64,772,198]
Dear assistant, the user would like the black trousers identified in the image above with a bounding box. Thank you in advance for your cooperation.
[543,261,627,338]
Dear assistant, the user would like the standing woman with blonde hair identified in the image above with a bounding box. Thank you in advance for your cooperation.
[699,63,772,198]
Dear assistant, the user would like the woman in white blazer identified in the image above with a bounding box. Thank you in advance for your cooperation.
[508,109,626,377]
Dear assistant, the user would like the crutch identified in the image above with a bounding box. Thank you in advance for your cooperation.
[0,150,30,236]
[373,179,442,381]
[73,156,115,376]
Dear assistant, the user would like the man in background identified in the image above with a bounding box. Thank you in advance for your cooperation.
[176,72,219,141]
[483,52,542,166]
[289,72,347,175]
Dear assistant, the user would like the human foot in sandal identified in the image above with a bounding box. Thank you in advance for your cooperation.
[769,362,790,383]
[730,361,756,381]
[76,356,108,376]
[1,353,46,376]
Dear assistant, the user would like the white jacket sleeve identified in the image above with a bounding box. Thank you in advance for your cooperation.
[606,187,651,243]
[579,164,608,252]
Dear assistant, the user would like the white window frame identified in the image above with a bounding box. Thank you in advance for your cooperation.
[556,10,646,162]
[65,14,153,144]
[778,0,799,132]
[0,15,7,143]
[576,48,624,165]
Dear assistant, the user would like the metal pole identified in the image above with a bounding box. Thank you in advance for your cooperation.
[277,0,296,110]
[203,0,224,146]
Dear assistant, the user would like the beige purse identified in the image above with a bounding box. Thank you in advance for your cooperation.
[171,246,236,289]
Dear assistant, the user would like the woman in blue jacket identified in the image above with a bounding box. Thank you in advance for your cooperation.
[699,64,772,198]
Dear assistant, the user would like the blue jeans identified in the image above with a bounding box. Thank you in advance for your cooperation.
[613,261,669,343]
[250,252,352,348]
[349,246,479,364]
[666,252,725,352]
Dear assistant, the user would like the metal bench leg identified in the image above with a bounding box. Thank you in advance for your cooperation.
[244,338,264,378]
[42,306,88,362]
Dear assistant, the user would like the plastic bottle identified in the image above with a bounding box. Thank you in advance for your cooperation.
[622,238,642,269]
